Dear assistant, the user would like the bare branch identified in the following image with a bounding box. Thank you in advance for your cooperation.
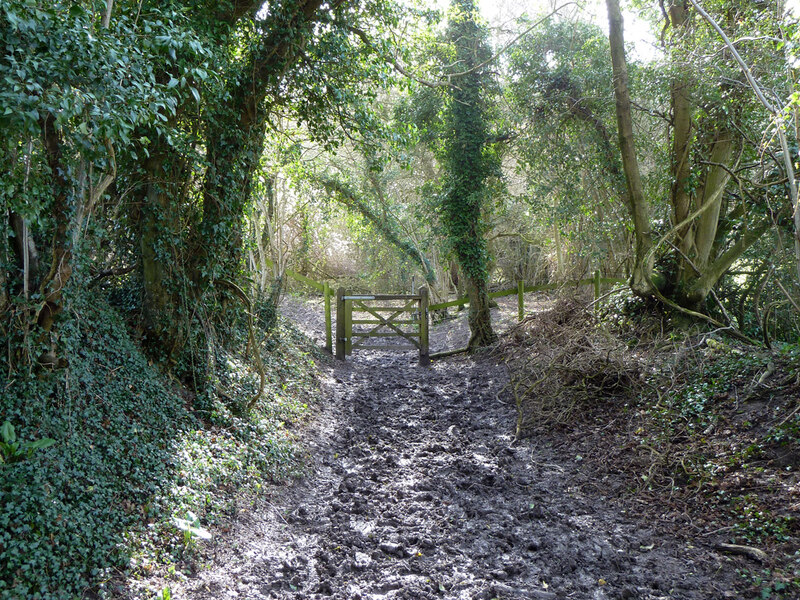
[101,0,114,28]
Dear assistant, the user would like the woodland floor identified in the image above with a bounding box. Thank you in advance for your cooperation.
[145,294,761,600]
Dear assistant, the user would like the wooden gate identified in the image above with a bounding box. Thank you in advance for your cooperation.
[335,287,430,365]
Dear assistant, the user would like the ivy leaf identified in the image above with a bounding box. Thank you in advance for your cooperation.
[173,517,212,540]
[68,5,86,19]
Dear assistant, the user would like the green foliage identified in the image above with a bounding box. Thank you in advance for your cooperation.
[505,15,642,278]
[0,0,181,148]
[738,567,800,600]
[0,287,317,598]
[0,421,55,465]
[647,339,767,436]
[173,510,212,552]
[313,174,437,285]
[730,494,793,545]
[0,296,190,600]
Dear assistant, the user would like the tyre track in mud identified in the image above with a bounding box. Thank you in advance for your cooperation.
[175,345,736,600]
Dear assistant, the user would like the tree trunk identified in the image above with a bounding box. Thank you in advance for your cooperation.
[606,0,655,296]
[9,211,39,295]
[0,263,6,315]
[200,108,266,280]
[683,219,771,309]
[140,156,178,351]
[298,205,311,275]
[668,1,693,279]
[693,130,734,272]
[466,275,497,349]
[37,114,72,334]
[442,0,497,347]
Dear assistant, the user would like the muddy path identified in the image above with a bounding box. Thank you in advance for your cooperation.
[169,297,739,600]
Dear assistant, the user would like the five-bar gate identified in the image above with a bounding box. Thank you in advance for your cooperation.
[335,287,430,365]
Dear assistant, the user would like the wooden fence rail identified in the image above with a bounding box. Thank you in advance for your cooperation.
[428,271,627,316]
[266,258,334,352]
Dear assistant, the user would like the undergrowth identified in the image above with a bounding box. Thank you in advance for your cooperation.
[501,294,800,598]
[0,289,320,600]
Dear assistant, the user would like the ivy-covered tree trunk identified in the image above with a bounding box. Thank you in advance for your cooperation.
[37,113,72,335]
[197,0,325,283]
[200,103,266,280]
[443,0,497,349]
[0,261,7,315]
[139,150,187,359]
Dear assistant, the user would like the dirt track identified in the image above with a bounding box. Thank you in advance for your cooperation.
[169,296,739,599]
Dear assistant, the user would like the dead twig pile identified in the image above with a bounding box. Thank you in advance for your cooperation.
[499,298,644,436]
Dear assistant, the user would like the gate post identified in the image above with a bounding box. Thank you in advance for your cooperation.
[336,287,346,360]
[344,296,353,355]
[324,282,332,353]
[419,287,430,366]
[594,270,601,313]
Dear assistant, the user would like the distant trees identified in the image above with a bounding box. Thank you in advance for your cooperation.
[506,18,636,281]
[3,0,798,370]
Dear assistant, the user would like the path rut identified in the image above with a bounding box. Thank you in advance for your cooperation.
[172,335,737,599]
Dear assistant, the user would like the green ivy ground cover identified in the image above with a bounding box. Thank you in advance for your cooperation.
[0,296,319,599]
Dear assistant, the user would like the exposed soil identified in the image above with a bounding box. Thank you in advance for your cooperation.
[500,298,800,595]
[154,295,748,600]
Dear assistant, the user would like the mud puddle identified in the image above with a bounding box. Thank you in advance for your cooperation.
[169,357,739,598]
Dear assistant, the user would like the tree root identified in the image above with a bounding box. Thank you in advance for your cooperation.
[713,542,768,563]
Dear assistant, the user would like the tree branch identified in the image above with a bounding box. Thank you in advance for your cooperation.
[688,0,800,283]
[446,3,576,80]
